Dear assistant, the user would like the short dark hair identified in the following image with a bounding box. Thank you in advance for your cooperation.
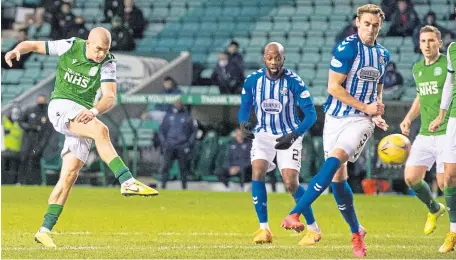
[163,76,174,82]
[229,40,239,48]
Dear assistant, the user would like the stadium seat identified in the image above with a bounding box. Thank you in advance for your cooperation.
[312,136,325,170]
[3,70,24,84]
[196,131,220,181]
[190,86,209,94]
[400,87,417,102]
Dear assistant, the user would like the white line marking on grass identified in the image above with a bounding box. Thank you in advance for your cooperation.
[156,244,433,250]
[3,246,111,251]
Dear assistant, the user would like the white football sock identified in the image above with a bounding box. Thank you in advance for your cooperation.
[122,177,135,187]
[39,227,51,233]
[307,222,319,232]
[260,222,270,230]
[450,223,456,233]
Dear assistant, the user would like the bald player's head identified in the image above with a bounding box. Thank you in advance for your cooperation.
[86,27,111,63]
[263,42,285,78]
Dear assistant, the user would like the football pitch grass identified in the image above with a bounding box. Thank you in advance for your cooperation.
[2,186,455,259]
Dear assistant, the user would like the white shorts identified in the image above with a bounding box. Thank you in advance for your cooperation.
[251,131,303,173]
[405,134,445,173]
[48,99,92,163]
[443,117,456,163]
[323,115,374,162]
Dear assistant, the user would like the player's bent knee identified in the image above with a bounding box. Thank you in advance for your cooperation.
[330,148,349,163]
[93,121,110,141]
[444,163,456,186]
[404,167,425,186]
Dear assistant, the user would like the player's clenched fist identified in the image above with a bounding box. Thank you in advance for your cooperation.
[4,49,21,67]
[400,118,411,136]
[75,109,95,124]
[429,117,443,133]
[364,101,384,116]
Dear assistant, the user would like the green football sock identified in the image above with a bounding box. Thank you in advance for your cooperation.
[41,204,63,231]
[444,186,456,223]
[410,180,440,214]
[108,157,133,184]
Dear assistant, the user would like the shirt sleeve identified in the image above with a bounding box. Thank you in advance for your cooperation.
[329,38,358,74]
[100,60,117,82]
[45,38,75,56]
[378,49,390,84]
[237,74,255,123]
[448,42,455,73]
[289,72,313,108]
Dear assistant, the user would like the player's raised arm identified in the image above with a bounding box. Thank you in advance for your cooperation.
[238,75,255,139]
[4,41,46,67]
[93,61,118,115]
[430,43,455,132]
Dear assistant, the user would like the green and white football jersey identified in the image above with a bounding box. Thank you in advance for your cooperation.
[447,42,456,118]
[412,54,448,135]
[45,37,116,109]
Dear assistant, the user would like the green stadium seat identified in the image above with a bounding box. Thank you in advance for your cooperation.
[302,53,321,63]
[272,21,291,32]
[305,37,325,48]
[4,70,24,84]
[314,7,332,17]
[276,6,296,16]
[298,68,316,81]
[312,136,325,170]
[295,6,314,16]
[414,5,430,19]
[190,86,209,94]
[208,85,220,95]
[400,87,417,101]
[200,68,213,78]
[223,7,241,16]
[142,119,161,131]
[383,37,403,49]
[169,7,186,16]
[310,21,329,31]
[196,131,220,181]
[291,21,310,32]
[314,0,331,6]
[300,133,314,182]
[286,54,302,65]
[253,21,273,32]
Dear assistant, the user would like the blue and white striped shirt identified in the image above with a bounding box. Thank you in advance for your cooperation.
[238,68,314,135]
[323,34,390,117]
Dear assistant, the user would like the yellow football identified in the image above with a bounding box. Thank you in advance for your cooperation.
[377,134,411,165]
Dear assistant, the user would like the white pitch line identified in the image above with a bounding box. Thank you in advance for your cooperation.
[3,246,112,251]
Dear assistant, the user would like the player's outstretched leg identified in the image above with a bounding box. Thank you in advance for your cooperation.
[68,118,158,197]
[439,163,456,253]
[281,155,342,232]
[291,185,322,245]
[251,161,272,244]
[35,153,84,248]
[281,167,321,245]
[405,166,446,235]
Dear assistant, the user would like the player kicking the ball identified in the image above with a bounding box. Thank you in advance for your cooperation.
[429,41,456,253]
[280,5,389,257]
[4,27,159,248]
[400,26,447,236]
[238,42,321,245]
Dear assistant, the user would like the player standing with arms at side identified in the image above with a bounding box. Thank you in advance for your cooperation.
[429,41,456,253]
[400,26,447,235]
[238,42,321,245]
[4,27,159,248]
[280,5,389,257]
